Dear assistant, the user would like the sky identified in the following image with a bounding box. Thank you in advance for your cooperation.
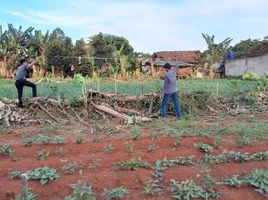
[1,0,268,53]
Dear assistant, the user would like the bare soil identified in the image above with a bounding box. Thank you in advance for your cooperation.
[0,114,268,200]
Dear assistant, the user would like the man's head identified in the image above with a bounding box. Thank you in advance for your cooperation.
[163,63,172,71]
[20,58,29,65]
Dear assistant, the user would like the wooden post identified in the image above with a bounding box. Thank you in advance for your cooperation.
[21,173,28,200]
[216,82,219,96]
[150,58,155,78]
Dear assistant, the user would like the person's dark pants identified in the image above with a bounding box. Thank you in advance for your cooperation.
[161,92,182,118]
[15,79,37,107]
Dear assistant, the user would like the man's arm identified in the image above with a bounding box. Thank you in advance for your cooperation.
[28,56,41,67]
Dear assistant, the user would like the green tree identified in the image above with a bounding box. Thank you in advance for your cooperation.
[45,28,74,76]
[89,32,134,76]
[229,39,261,59]
[73,39,93,75]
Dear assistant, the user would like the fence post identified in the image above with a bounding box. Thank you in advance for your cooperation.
[21,173,28,200]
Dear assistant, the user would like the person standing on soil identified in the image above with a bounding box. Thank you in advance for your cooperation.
[161,63,182,119]
[15,58,37,108]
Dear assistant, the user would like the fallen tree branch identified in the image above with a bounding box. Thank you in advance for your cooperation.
[37,104,60,123]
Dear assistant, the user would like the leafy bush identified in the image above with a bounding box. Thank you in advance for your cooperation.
[73,74,86,84]
[242,72,260,80]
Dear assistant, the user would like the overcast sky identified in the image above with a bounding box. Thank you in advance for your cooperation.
[1,0,268,53]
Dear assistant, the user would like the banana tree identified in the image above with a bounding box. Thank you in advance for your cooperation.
[0,24,34,77]
[28,30,49,75]
[202,33,232,78]
[110,42,125,94]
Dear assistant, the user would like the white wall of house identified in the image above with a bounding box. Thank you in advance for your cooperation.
[225,54,268,77]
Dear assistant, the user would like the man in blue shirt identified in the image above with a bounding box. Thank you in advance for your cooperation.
[15,58,37,108]
[161,63,182,119]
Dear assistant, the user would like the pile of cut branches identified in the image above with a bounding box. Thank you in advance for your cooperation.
[87,90,160,124]
[0,98,89,127]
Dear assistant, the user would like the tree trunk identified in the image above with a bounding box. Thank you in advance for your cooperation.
[52,65,55,77]
[0,57,8,77]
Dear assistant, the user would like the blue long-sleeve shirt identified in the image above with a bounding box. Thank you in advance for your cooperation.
[16,64,29,80]
[163,65,179,94]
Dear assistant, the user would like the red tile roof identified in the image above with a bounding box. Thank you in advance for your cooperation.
[248,41,268,57]
[152,51,201,64]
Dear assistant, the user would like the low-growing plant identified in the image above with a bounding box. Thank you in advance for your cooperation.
[14,188,38,200]
[62,162,79,173]
[154,159,171,171]
[224,175,244,187]
[244,169,268,194]
[174,137,182,148]
[64,180,96,200]
[38,135,52,144]
[195,143,213,153]
[170,179,211,200]
[22,138,35,147]
[229,152,251,162]
[199,151,268,164]
[9,166,60,185]
[200,174,218,191]
[235,135,251,146]
[89,158,102,170]
[102,186,130,200]
[143,178,163,196]
[124,141,134,153]
[214,135,222,149]
[251,151,268,160]
[113,157,151,170]
[103,143,114,152]
[131,127,141,140]
[54,136,65,144]
[92,136,102,143]
[160,156,194,169]
[199,152,233,164]
[36,149,50,161]
[0,144,11,155]
[76,135,84,144]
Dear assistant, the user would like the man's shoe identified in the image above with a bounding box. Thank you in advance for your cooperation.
[17,103,23,108]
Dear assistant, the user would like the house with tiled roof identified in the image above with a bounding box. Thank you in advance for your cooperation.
[140,50,201,78]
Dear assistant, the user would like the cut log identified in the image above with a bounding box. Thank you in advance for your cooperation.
[91,102,151,124]
[92,102,133,124]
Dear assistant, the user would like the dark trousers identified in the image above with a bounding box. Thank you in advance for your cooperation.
[161,92,182,118]
[15,79,37,106]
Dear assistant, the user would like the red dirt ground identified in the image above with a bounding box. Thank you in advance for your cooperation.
[0,114,268,200]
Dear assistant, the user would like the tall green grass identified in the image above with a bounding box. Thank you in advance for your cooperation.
[0,78,260,100]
